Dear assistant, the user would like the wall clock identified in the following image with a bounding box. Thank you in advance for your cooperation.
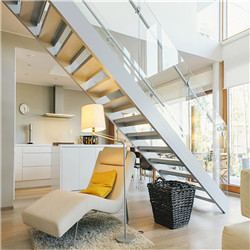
[19,103,30,115]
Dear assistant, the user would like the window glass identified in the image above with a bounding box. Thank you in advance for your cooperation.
[191,94,214,174]
[224,0,249,39]
[168,93,215,174]
[228,83,250,185]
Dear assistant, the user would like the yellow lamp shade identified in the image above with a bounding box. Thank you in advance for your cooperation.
[81,104,106,132]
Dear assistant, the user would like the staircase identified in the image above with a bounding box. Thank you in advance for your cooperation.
[4,0,228,213]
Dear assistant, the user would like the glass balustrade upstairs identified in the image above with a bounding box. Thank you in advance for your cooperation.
[76,0,228,187]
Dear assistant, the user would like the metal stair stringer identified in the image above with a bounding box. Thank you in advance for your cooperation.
[51,0,228,213]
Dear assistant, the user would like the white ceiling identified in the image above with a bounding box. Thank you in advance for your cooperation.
[1,1,213,91]
[1,2,81,91]
[16,48,81,91]
[178,51,213,73]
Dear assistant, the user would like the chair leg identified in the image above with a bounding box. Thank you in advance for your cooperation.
[135,167,140,189]
[73,221,79,246]
[126,201,129,224]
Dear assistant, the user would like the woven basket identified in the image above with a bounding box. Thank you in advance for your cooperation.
[147,177,196,229]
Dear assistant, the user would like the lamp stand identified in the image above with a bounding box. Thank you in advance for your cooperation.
[93,132,136,244]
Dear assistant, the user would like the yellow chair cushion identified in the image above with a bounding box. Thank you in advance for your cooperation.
[79,170,117,198]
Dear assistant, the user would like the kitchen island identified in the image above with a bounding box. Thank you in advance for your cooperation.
[51,144,121,191]
[14,144,121,190]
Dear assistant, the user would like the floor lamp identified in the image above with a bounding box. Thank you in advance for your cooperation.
[81,104,136,244]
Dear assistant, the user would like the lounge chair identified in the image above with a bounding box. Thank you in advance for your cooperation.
[22,147,136,238]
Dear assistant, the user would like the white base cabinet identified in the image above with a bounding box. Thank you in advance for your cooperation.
[52,145,121,191]
[14,145,52,188]
[61,148,80,191]
[79,148,96,190]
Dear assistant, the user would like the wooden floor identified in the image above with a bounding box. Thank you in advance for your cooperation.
[1,180,246,249]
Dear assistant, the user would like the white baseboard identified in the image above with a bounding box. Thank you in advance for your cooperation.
[15,179,52,189]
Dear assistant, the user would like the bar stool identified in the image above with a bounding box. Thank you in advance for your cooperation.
[130,147,153,188]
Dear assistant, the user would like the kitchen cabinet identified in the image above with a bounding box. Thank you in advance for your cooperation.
[23,167,51,180]
[15,145,52,188]
[62,148,80,191]
[52,145,121,191]
[79,148,96,190]
[23,153,51,167]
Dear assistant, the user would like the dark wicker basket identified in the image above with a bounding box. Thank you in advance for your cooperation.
[147,177,196,229]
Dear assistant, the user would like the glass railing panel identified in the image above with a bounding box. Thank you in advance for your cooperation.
[134,0,187,75]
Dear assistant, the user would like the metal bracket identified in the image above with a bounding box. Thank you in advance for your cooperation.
[135,6,141,13]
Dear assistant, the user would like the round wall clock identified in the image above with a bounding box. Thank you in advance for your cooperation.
[19,103,30,115]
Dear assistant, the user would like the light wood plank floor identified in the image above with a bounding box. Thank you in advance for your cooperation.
[1,180,246,249]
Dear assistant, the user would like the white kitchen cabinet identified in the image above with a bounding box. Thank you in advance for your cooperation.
[79,148,96,190]
[23,153,51,167]
[23,147,51,153]
[15,145,52,188]
[23,166,51,180]
[62,148,80,191]
[52,145,121,191]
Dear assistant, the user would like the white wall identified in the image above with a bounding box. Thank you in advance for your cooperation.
[1,32,16,208]
[16,83,110,145]
[1,31,46,208]
[222,31,250,89]
[147,1,221,61]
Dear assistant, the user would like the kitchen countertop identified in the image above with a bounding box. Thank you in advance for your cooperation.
[15,144,52,147]
[15,144,121,147]
[56,144,121,147]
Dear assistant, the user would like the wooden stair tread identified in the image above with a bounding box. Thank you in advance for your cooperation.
[87,78,119,98]
[73,57,101,80]
[104,96,128,107]
[20,1,35,21]
[57,33,84,63]
[39,6,62,43]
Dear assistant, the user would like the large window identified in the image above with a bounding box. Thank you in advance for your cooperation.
[168,93,215,173]
[191,94,214,174]
[228,83,250,185]
[223,0,249,40]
